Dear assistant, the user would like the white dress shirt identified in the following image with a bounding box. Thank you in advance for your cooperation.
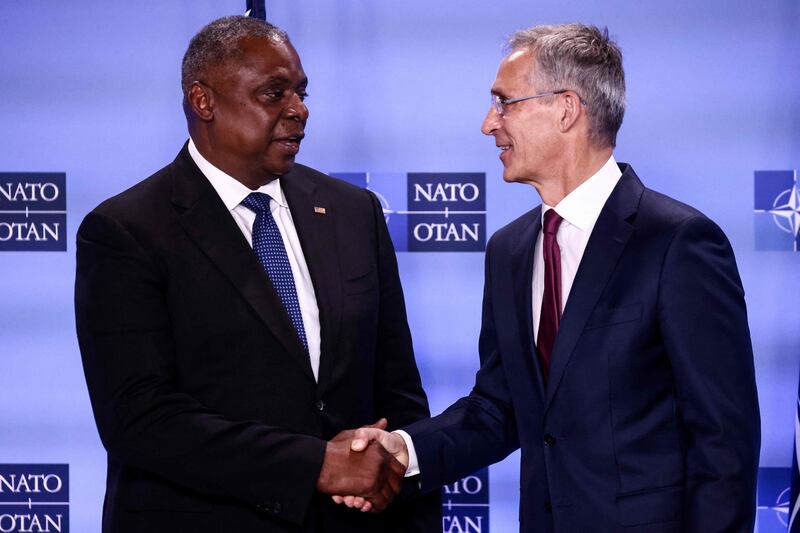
[398,155,622,476]
[532,155,622,341]
[188,139,322,382]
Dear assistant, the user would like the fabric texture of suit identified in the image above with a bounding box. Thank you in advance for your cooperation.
[405,164,760,532]
[75,145,439,532]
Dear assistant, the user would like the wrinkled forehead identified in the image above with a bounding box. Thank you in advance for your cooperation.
[211,36,306,86]
[236,36,303,73]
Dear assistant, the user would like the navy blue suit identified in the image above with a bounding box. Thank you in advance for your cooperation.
[405,164,760,532]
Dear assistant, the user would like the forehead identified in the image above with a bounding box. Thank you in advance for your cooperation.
[217,37,306,85]
[492,49,536,94]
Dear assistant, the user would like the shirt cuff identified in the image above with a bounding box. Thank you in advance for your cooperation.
[393,429,420,477]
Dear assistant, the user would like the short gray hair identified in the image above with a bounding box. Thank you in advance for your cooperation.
[181,16,289,96]
[507,24,625,148]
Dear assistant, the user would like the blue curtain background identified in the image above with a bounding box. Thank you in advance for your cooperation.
[1,1,798,530]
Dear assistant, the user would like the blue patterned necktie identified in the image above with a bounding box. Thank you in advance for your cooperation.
[241,192,308,352]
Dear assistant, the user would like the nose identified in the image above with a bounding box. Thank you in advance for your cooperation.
[481,105,501,136]
[286,92,309,122]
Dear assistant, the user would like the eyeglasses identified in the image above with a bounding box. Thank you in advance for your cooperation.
[491,90,586,116]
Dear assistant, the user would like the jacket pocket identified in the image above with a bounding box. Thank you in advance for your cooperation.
[343,267,377,295]
[617,485,682,526]
[585,302,642,330]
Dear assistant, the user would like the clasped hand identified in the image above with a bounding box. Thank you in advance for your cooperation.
[315,418,409,513]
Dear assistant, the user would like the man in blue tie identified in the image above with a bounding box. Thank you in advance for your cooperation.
[75,15,438,533]
[341,23,760,532]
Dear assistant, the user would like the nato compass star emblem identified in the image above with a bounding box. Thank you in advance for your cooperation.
[766,181,800,237]
[756,466,797,532]
[754,170,800,251]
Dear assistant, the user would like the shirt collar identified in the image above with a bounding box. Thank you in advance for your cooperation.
[187,138,288,211]
[543,155,622,231]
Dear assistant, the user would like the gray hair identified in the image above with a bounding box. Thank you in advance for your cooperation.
[507,24,625,148]
[181,16,289,96]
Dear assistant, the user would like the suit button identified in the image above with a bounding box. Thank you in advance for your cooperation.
[543,433,556,446]
[316,400,325,411]
[544,500,552,513]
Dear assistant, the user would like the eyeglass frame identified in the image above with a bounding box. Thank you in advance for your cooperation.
[491,89,587,116]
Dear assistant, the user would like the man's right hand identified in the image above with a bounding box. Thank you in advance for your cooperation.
[316,420,405,513]
[351,427,409,469]
[329,427,410,513]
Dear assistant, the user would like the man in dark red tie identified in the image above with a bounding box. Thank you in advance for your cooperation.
[339,23,760,532]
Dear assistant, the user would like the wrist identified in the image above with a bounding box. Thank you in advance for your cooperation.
[392,430,419,476]
[316,441,335,492]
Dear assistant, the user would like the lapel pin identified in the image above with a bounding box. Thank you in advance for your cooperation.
[314,207,326,215]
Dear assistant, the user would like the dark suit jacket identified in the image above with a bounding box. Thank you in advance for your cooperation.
[405,164,760,532]
[75,145,440,532]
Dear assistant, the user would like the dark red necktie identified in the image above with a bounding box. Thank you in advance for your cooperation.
[537,209,563,379]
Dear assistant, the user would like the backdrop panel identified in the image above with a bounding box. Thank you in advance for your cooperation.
[1,1,797,531]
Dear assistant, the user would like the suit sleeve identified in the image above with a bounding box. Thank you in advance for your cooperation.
[365,190,442,530]
[404,234,520,493]
[75,210,326,525]
[658,216,760,532]
[367,190,431,427]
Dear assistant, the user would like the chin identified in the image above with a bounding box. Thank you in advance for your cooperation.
[502,169,522,183]
[265,160,296,177]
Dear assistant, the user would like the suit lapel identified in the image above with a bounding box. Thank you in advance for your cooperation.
[170,147,315,382]
[281,167,342,394]
[510,206,547,401]
[544,166,644,412]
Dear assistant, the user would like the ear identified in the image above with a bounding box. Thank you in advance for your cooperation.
[557,91,583,134]
[187,81,214,122]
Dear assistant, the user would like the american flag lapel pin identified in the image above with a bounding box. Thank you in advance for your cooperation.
[314,206,326,215]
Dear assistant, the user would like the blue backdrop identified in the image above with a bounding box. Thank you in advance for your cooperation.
[1,1,798,531]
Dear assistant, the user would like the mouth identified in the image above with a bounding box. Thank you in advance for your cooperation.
[274,133,305,155]
[497,143,512,163]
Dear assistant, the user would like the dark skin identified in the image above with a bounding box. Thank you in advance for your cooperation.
[183,36,404,512]
[317,419,405,512]
[185,36,309,189]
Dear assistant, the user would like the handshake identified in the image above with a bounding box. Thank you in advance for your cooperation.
[315,419,410,513]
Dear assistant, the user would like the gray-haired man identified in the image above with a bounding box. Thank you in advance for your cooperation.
[343,23,760,532]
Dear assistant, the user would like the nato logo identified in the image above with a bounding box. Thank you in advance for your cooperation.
[756,467,792,532]
[0,464,68,532]
[332,172,486,252]
[754,170,800,251]
[0,173,67,251]
[442,467,489,533]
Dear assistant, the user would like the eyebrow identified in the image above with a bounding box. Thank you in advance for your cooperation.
[260,75,308,87]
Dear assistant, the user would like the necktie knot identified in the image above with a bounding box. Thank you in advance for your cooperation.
[241,192,272,215]
[543,209,563,235]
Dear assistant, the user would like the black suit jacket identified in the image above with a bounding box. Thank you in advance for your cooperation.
[75,145,440,532]
[405,165,760,532]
